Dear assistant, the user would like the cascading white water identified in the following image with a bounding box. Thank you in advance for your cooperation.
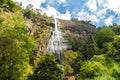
[47,17,68,64]
[48,17,62,53]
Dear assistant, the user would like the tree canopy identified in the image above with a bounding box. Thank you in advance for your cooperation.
[28,54,64,80]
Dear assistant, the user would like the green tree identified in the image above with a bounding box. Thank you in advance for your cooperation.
[80,36,99,59]
[71,18,96,27]
[22,9,36,19]
[112,35,120,61]
[63,50,78,75]
[113,35,120,52]
[29,54,63,80]
[103,42,118,56]
[111,25,120,35]
[26,4,33,10]
[68,36,84,51]
[101,35,120,61]
[35,8,42,15]
[22,4,36,19]
[41,21,47,28]
[0,0,21,12]
[0,12,36,80]
[77,54,120,80]
[77,55,106,80]
[95,27,115,48]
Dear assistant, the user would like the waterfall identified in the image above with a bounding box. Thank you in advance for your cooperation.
[47,17,69,64]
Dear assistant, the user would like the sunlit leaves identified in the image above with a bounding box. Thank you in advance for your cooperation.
[0,12,36,80]
[63,50,78,75]
[95,27,115,48]
[29,54,64,80]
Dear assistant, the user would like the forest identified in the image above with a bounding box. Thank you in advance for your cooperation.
[0,0,120,80]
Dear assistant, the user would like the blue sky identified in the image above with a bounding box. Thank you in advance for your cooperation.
[13,0,120,27]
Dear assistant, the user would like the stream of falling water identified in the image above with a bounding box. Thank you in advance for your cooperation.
[47,17,66,64]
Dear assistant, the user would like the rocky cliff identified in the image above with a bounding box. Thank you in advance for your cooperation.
[28,17,96,54]
[58,19,96,41]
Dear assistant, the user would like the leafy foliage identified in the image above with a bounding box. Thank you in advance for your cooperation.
[103,42,118,56]
[0,12,36,80]
[77,55,106,79]
[63,50,78,75]
[71,18,96,27]
[80,36,99,59]
[28,54,64,80]
[95,27,115,48]
[68,36,83,51]
[0,0,21,12]
[111,25,120,35]
[22,9,36,19]
[77,55,120,80]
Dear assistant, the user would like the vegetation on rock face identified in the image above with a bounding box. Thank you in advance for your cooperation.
[71,18,96,27]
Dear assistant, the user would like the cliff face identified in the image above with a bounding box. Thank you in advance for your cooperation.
[26,17,96,65]
[26,16,52,54]
[28,17,96,53]
[58,19,96,41]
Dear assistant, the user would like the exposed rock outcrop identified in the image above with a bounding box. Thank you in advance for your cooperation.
[27,17,96,54]
[58,19,96,40]
[26,16,96,66]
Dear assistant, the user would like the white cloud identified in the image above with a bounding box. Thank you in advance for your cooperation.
[13,0,46,9]
[98,9,107,15]
[97,9,107,19]
[77,10,99,23]
[97,0,107,8]
[41,6,71,20]
[57,10,71,20]
[58,0,66,4]
[76,0,120,26]
[107,0,120,14]
[46,0,56,5]
[44,0,66,6]
[85,0,97,12]
[96,0,120,14]
[41,5,58,17]
[117,15,120,25]
[105,16,113,26]
[13,0,70,20]
[13,0,120,26]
